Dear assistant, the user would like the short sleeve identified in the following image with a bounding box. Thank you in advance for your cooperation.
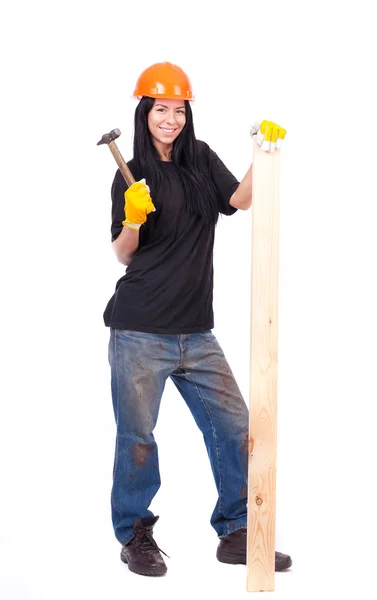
[110,160,140,241]
[208,147,239,216]
[110,169,127,242]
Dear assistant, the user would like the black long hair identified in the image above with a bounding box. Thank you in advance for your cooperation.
[132,96,220,227]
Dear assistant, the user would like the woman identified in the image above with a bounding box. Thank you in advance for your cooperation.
[104,62,291,577]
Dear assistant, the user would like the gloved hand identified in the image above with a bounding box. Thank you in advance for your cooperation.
[250,120,287,153]
[122,179,156,231]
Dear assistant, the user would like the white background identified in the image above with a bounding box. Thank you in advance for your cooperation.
[1,1,376,598]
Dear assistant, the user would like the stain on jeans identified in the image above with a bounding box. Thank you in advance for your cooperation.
[131,443,154,466]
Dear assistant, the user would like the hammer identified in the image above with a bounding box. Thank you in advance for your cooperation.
[97,128,135,186]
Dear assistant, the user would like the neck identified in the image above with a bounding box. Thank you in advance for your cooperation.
[154,140,173,162]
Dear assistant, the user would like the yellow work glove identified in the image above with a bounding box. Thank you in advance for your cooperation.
[250,120,287,153]
[122,179,156,231]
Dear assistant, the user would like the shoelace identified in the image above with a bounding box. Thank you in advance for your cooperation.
[135,530,170,559]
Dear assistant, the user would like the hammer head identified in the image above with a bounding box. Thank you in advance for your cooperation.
[97,128,121,146]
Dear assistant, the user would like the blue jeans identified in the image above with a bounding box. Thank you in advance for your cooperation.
[108,328,249,545]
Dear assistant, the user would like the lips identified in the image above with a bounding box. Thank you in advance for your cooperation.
[159,127,177,135]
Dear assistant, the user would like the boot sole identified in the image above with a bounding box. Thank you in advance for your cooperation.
[121,553,167,576]
[216,549,245,565]
[216,550,292,571]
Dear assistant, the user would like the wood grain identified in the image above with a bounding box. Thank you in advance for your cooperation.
[108,140,135,186]
[246,136,280,592]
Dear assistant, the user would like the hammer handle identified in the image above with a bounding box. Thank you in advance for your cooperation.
[108,140,135,187]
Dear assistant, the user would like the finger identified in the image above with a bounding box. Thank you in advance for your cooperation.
[268,125,279,152]
[263,121,272,142]
[261,120,272,151]
[271,125,279,143]
[133,189,151,200]
[139,178,151,193]
[276,126,287,149]
[259,119,269,141]
[128,181,147,193]
[133,180,147,189]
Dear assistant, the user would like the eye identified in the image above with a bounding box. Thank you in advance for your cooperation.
[156,108,165,112]
[176,110,185,114]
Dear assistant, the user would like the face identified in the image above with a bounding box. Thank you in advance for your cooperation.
[147,98,186,151]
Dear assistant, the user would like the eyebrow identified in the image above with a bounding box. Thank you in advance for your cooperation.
[155,104,186,109]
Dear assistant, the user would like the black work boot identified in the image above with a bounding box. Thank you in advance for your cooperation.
[120,516,169,576]
[216,528,292,571]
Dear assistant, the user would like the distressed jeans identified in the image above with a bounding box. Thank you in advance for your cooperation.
[108,328,249,545]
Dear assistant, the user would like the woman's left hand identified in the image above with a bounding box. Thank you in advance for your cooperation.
[250,120,287,152]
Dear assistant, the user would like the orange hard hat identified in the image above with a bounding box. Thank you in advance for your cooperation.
[133,62,194,100]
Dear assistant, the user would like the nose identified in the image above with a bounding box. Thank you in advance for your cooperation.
[165,111,176,125]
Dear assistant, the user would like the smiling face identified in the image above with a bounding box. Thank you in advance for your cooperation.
[147,98,186,159]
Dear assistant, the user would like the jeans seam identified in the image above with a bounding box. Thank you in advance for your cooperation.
[111,329,123,519]
[222,522,248,537]
[178,334,185,365]
[183,372,224,513]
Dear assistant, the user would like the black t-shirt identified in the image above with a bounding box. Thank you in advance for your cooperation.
[103,142,239,334]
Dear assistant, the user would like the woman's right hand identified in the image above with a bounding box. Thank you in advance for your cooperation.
[122,179,156,230]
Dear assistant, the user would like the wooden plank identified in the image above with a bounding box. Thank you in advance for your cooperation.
[246,135,281,592]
